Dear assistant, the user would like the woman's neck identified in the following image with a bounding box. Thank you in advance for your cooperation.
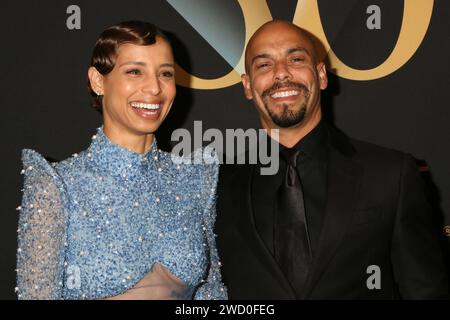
[103,125,154,155]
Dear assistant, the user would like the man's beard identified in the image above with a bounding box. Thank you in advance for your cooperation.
[266,102,307,128]
[261,81,310,128]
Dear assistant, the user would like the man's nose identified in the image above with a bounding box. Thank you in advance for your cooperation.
[142,75,161,95]
[273,62,292,82]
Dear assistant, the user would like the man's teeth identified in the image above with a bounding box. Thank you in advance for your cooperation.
[271,90,299,99]
[130,102,160,110]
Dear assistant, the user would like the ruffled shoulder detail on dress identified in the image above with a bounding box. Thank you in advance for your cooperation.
[21,149,66,188]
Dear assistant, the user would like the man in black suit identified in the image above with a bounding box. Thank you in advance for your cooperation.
[215,20,448,299]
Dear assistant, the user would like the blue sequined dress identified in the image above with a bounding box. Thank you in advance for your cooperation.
[16,127,227,300]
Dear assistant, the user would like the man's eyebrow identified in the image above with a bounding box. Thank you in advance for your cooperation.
[251,53,271,66]
[287,47,310,56]
[250,47,311,66]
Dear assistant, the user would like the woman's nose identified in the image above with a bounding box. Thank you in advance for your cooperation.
[142,75,161,95]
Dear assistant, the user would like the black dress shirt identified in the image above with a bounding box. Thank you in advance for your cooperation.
[251,121,329,257]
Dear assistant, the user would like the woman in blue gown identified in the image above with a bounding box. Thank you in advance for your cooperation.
[16,21,227,300]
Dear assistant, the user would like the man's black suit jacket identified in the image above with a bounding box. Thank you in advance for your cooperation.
[215,124,449,299]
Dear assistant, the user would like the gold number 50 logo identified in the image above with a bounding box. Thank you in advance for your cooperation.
[175,0,434,89]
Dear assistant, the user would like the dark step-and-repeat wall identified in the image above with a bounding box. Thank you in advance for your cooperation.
[1,0,448,298]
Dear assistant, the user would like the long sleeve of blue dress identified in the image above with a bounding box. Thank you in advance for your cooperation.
[16,149,68,299]
[194,151,228,300]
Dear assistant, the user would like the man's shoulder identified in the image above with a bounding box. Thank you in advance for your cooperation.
[328,124,408,169]
[328,126,421,196]
[351,138,406,163]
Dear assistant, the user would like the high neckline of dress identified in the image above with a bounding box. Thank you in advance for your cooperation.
[86,127,159,179]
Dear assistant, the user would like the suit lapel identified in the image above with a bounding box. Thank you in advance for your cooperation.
[302,127,363,298]
[231,163,297,298]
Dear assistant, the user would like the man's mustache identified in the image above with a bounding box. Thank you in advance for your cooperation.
[262,81,309,98]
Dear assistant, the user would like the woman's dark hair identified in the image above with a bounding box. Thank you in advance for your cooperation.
[88,21,170,112]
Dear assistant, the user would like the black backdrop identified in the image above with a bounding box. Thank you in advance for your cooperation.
[1,0,449,299]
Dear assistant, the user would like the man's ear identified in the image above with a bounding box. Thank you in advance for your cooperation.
[241,74,253,100]
[317,62,328,90]
[88,67,104,95]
